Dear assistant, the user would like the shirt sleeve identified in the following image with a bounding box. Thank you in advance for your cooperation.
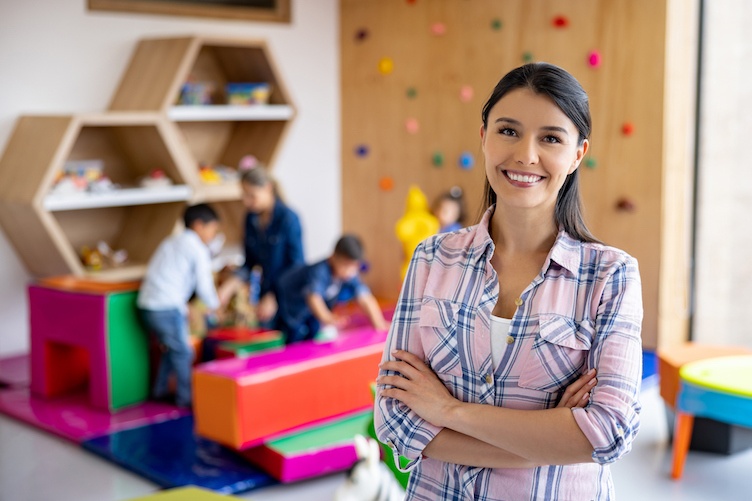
[351,275,371,298]
[194,244,220,310]
[237,214,256,283]
[572,255,643,465]
[374,240,443,466]
[285,211,305,268]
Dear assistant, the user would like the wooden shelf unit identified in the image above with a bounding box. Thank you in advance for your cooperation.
[0,35,294,281]
[0,112,194,279]
[110,35,296,247]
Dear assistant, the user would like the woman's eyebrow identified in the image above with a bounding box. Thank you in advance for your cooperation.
[494,117,570,136]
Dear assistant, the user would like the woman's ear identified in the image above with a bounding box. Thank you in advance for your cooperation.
[569,139,589,174]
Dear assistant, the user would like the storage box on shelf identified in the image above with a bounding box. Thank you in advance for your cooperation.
[0,112,195,280]
[110,36,296,247]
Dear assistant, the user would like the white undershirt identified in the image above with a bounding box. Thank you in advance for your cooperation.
[490,315,512,370]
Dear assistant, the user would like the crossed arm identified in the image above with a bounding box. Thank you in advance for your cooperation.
[378,350,596,468]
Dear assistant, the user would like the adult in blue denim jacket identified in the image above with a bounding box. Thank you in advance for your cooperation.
[219,166,305,326]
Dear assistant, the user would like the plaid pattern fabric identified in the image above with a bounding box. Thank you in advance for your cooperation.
[375,207,643,500]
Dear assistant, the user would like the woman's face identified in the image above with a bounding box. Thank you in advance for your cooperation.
[480,88,588,214]
[241,182,274,213]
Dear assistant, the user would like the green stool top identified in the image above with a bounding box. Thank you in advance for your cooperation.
[680,355,752,398]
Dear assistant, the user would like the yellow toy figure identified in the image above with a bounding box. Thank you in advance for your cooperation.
[395,186,439,280]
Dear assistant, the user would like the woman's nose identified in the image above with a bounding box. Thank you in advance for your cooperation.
[514,138,538,165]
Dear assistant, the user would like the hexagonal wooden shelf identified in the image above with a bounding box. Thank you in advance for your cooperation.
[0,112,195,280]
[110,36,296,246]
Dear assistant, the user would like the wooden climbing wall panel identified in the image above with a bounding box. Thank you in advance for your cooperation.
[341,0,698,348]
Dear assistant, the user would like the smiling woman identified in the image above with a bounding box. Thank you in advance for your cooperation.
[375,63,644,501]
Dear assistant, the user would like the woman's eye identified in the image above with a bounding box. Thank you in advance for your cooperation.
[498,127,516,136]
[542,135,561,144]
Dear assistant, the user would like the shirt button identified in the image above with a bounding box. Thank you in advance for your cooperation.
[506,335,515,345]
[514,297,524,307]
[485,374,493,384]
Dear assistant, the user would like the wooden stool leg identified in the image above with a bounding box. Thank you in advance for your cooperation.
[671,412,694,479]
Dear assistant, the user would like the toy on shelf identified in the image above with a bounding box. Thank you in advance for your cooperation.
[179,82,215,105]
[49,159,118,196]
[226,83,271,105]
[139,169,174,189]
[395,185,439,279]
[80,241,128,271]
[334,435,405,501]
[198,163,240,185]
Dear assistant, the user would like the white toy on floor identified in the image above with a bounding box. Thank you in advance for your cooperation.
[334,435,405,501]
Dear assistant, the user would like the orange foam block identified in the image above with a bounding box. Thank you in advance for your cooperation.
[193,327,386,450]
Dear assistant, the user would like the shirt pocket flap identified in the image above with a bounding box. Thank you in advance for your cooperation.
[538,313,592,351]
[418,299,463,377]
[419,298,459,328]
[518,314,592,392]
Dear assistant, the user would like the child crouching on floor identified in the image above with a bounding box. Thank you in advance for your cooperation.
[275,234,388,344]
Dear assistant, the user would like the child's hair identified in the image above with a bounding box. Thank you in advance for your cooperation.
[434,186,467,224]
[334,234,364,261]
[240,165,284,201]
[183,203,219,228]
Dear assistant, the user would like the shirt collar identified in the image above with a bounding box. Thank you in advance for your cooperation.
[545,228,582,276]
[471,205,582,276]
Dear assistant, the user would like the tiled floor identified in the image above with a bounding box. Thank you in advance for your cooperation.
[1,383,751,501]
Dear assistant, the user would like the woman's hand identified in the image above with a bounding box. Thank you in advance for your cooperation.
[257,293,278,322]
[378,349,458,428]
[556,368,597,409]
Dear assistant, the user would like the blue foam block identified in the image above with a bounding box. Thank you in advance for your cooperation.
[83,415,277,494]
[642,349,658,388]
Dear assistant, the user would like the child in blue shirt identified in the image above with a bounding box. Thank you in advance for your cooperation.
[432,186,466,233]
[137,204,222,408]
[275,234,388,344]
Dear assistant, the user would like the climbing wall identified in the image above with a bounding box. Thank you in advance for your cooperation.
[341,0,698,348]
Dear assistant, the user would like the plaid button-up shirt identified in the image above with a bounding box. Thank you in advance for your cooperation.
[375,207,643,500]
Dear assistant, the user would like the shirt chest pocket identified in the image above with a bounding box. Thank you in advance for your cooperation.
[418,299,464,378]
[518,313,592,393]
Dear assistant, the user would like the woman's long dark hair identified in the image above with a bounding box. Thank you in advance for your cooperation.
[480,62,599,243]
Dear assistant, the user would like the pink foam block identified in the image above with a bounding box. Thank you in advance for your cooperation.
[28,284,150,412]
[0,388,187,443]
[193,327,386,449]
[240,409,371,483]
[0,353,30,388]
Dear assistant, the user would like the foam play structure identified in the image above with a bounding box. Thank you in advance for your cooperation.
[671,355,752,480]
[28,280,150,411]
[241,409,372,483]
[201,327,284,361]
[212,328,285,359]
[0,277,187,443]
[193,326,387,449]
[658,342,752,455]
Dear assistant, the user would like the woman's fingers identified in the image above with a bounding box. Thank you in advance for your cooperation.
[558,368,597,408]
[379,349,430,379]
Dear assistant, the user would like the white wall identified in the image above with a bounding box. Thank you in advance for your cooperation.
[693,0,752,349]
[0,0,340,356]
